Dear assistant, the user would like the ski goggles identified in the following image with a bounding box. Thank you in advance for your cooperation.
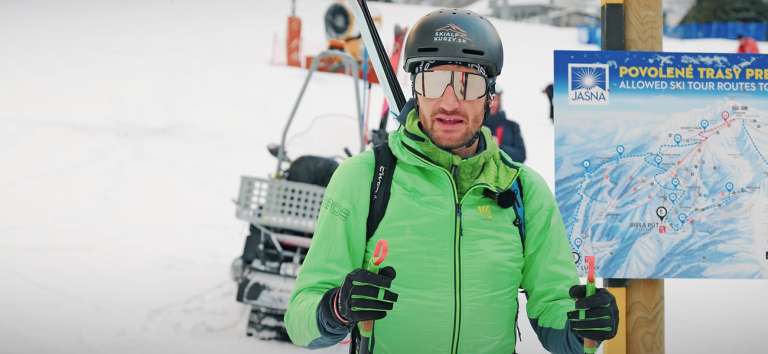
[413,70,489,101]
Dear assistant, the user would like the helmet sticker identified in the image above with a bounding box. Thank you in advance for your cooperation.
[433,24,471,44]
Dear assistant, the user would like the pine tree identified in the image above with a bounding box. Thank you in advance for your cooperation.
[680,0,768,23]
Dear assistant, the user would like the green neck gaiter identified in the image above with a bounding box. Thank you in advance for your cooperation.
[400,109,515,199]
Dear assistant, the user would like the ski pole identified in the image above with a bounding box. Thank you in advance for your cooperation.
[358,239,389,354]
[582,256,598,354]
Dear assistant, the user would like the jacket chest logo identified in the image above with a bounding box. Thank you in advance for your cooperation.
[477,205,493,221]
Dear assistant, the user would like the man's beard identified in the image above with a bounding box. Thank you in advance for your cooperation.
[420,105,484,152]
[425,129,480,151]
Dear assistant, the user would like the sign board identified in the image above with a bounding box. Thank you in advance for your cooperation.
[555,50,768,279]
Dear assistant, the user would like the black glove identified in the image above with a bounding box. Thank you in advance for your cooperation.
[321,266,398,327]
[567,285,619,341]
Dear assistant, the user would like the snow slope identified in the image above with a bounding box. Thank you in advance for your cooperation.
[0,0,765,353]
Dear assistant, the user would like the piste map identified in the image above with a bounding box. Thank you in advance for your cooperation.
[554,50,768,279]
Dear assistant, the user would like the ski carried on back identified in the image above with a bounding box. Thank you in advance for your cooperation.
[348,0,406,131]
[373,24,407,143]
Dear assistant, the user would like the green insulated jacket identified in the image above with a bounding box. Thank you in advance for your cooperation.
[285,106,582,354]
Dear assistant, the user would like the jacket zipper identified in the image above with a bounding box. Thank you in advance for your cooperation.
[450,164,462,354]
[400,141,522,353]
[400,142,462,354]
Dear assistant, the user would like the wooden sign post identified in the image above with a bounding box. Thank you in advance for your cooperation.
[600,1,665,354]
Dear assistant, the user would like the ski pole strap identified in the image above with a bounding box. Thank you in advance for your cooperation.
[349,326,360,354]
[349,321,375,354]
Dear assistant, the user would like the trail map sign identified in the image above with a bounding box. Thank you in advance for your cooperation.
[555,50,768,279]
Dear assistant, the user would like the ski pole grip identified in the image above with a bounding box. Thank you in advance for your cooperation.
[360,239,389,338]
[584,256,597,353]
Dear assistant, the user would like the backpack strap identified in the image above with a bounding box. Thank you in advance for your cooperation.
[508,177,527,346]
[483,173,527,346]
[486,176,526,253]
[366,143,397,241]
[484,171,528,341]
[510,178,526,253]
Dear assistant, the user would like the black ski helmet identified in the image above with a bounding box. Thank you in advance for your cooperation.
[403,9,503,77]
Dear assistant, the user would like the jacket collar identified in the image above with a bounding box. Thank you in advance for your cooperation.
[388,100,518,195]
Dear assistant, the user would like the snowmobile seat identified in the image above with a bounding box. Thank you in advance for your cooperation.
[285,155,339,187]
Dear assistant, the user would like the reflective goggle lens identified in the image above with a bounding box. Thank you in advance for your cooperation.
[414,71,488,100]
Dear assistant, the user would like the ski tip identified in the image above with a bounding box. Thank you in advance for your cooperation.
[373,239,389,266]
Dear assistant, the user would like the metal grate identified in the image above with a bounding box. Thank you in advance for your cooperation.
[235,176,326,234]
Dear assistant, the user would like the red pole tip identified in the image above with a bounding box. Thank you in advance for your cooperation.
[373,239,389,266]
[586,256,595,282]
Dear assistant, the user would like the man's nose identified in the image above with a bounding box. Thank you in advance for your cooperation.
[437,84,460,111]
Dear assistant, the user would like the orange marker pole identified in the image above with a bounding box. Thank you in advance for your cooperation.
[286,0,301,67]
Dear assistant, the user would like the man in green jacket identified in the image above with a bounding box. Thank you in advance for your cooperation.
[285,9,618,354]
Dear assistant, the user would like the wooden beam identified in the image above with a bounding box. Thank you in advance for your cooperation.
[624,0,663,51]
[624,1,664,353]
[626,279,665,354]
[600,1,664,353]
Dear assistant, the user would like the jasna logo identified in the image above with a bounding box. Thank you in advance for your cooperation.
[568,64,609,105]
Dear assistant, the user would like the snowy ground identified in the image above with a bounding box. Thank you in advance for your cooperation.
[1,0,766,353]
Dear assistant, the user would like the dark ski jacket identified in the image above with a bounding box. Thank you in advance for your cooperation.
[484,111,526,163]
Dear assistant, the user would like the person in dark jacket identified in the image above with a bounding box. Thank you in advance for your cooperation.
[484,89,527,162]
[543,83,554,123]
